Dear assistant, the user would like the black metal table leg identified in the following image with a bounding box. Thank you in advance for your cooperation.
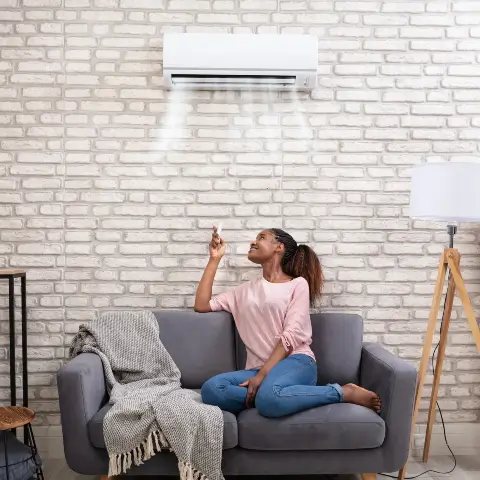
[26,423,44,480]
[8,277,15,409]
[3,432,9,480]
[21,275,27,408]
[21,275,28,442]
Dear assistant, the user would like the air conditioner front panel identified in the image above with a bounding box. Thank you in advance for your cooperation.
[163,33,318,90]
[164,33,318,72]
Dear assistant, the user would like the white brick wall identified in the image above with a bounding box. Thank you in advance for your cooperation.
[1,0,480,457]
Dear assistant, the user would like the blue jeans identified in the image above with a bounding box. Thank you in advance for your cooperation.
[201,354,343,418]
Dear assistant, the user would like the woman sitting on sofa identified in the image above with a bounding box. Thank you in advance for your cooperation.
[195,227,381,418]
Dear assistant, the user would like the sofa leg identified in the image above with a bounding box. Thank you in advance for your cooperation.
[361,475,377,480]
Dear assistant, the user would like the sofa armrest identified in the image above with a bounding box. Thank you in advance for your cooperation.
[360,343,417,469]
[57,353,109,474]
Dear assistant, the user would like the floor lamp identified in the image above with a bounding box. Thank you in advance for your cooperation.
[397,162,480,480]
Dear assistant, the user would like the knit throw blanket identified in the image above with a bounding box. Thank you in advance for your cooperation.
[69,310,224,480]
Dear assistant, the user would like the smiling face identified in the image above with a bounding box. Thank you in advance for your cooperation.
[247,230,284,265]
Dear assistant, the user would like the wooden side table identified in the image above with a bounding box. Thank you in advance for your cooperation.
[0,406,44,479]
[0,269,28,409]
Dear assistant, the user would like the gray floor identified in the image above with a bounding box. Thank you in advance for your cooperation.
[44,456,480,480]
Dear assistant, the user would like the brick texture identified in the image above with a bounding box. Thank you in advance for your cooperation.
[1,0,480,454]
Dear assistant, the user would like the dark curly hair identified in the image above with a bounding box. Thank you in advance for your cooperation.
[270,228,323,307]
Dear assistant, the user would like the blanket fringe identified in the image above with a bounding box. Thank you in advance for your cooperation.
[153,430,161,452]
[108,429,169,477]
[178,459,209,480]
[108,431,210,479]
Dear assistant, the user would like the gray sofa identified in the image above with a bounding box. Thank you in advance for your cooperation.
[58,310,417,477]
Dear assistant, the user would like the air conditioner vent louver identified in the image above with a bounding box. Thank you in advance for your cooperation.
[171,74,297,89]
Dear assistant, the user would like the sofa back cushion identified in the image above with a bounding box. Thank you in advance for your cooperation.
[152,310,236,389]
[310,313,363,386]
[236,312,362,386]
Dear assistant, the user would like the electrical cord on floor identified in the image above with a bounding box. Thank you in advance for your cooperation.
[379,269,457,479]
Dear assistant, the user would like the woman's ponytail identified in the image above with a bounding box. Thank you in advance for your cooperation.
[285,244,323,307]
[270,229,324,307]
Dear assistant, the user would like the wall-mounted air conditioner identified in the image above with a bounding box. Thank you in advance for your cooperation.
[163,33,318,91]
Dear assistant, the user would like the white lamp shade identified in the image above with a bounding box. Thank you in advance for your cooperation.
[410,162,480,223]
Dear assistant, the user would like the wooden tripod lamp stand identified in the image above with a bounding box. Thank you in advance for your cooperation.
[398,162,480,480]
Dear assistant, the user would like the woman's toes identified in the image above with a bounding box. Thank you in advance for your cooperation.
[372,397,382,412]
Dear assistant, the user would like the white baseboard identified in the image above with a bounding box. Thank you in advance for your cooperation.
[412,422,480,457]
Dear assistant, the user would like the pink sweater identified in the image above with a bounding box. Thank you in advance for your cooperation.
[209,275,315,370]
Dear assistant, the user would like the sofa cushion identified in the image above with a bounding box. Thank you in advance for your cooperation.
[88,398,238,450]
[237,403,385,451]
[236,313,363,386]
[152,310,236,389]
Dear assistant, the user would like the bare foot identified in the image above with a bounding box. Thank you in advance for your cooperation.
[341,383,381,413]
